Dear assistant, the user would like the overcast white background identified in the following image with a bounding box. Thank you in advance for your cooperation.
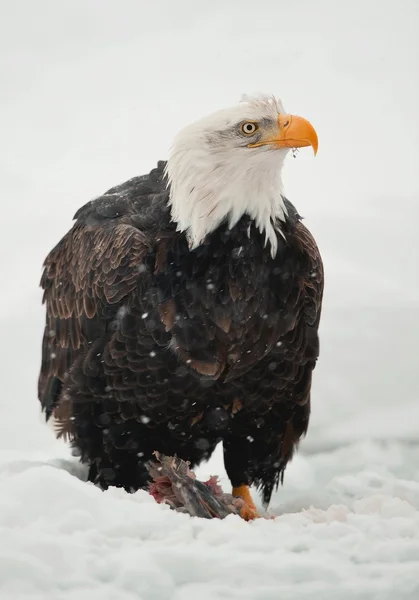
[0,1,418,598]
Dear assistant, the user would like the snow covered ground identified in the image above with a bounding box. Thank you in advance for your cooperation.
[1,0,419,598]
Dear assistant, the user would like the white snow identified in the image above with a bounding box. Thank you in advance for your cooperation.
[1,0,419,598]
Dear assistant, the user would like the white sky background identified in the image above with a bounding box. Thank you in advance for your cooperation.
[0,0,418,449]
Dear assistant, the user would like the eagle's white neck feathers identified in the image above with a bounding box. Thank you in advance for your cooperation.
[166,95,289,258]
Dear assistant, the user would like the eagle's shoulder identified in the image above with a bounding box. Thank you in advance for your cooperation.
[73,160,172,234]
[40,161,175,306]
[282,196,301,225]
[281,196,321,261]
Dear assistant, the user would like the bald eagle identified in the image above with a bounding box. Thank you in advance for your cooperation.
[39,95,323,519]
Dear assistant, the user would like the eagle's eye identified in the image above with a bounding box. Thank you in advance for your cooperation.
[241,122,258,135]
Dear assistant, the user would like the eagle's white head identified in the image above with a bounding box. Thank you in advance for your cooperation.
[166,94,318,257]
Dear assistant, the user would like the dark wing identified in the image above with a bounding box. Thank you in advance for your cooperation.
[237,215,323,506]
[296,220,324,331]
[264,218,324,502]
[39,220,150,419]
[287,218,324,425]
[38,164,170,431]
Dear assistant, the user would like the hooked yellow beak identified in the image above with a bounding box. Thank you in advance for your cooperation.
[248,114,318,155]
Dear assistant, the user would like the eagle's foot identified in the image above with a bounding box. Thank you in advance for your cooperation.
[232,485,260,521]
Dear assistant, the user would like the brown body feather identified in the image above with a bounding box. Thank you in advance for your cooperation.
[38,161,323,506]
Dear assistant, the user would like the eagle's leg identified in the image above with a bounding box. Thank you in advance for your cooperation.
[232,485,260,521]
[223,436,260,521]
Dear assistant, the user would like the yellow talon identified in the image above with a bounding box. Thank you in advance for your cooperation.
[232,485,260,520]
